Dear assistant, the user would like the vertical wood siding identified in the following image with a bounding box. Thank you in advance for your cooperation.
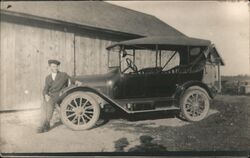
[0,20,156,111]
[75,35,114,75]
[0,21,75,110]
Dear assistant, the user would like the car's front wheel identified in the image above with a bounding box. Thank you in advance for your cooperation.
[180,86,210,122]
[60,91,100,130]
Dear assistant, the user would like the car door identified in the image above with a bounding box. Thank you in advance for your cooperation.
[119,73,146,99]
[144,70,179,98]
[144,72,160,97]
[156,72,179,97]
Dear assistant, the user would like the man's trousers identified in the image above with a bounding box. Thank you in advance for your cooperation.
[40,94,60,126]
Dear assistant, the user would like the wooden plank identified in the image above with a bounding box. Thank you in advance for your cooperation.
[0,21,6,107]
[0,21,10,108]
[100,39,112,74]
[64,30,74,76]
[24,24,41,107]
[14,23,26,107]
[0,21,16,109]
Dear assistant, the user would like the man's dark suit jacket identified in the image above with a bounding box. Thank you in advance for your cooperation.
[43,71,75,97]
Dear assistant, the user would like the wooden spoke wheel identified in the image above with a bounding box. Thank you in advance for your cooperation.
[60,92,100,130]
[180,86,210,122]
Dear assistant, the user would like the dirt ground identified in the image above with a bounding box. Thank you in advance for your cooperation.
[0,95,249,153]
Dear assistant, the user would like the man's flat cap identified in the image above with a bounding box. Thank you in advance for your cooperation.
[48,59,60,65]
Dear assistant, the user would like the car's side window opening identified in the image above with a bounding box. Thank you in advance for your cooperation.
[190,47,201,56]
[189,47,205,64]
[119,48,182,74]
[161,50,180,71]
[118,46,208,74]
[135,50,156,70]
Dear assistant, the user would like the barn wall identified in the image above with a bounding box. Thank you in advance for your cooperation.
[0,15,154,111]
[75,34,114,75]
[0,21,75,110]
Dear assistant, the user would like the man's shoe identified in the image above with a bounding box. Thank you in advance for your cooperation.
[44,122,50,132]
[36,126,46,133]
[36,122,50,133]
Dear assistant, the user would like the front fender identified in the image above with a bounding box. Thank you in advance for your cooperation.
[60,85,99,95]
[59,85,103,102]
[58,85,128,112]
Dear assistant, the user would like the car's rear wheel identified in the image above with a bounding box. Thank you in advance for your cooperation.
[60,91,100,130]
[180,86,210,122]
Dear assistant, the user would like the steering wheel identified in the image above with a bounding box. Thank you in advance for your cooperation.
[122,58,138,73]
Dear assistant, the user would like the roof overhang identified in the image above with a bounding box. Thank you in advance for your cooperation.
[0,10,142,39]
[0,1,185,37]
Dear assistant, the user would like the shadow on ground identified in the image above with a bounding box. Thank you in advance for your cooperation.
[114,135,167,152]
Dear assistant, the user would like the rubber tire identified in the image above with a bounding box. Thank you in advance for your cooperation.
[180,86,210,122]
[60,91,100,130]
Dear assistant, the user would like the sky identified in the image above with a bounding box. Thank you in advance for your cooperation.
[108,1,249,76]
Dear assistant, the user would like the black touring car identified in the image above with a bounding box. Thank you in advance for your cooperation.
[58,36,224,130]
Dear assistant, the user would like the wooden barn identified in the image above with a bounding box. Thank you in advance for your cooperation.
[0,1,185,111]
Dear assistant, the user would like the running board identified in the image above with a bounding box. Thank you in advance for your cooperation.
[126,106,180,114]
[95,91,179,114]
[112,97,179,114]
[116,96,176,104]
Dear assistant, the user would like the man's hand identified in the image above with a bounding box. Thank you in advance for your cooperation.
[75,80,82,86]
[45,94,51,102]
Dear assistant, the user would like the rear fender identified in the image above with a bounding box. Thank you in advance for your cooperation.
[174,81,214,103]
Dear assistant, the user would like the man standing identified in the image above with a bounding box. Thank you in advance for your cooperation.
[37,59,81,133]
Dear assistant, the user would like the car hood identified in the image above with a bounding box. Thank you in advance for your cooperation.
[73,68,119,88]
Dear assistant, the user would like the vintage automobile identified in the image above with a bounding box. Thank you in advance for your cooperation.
[58,36,224,130]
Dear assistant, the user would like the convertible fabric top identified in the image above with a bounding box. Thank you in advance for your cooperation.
[107,36,224,65]
[107,36,211,50]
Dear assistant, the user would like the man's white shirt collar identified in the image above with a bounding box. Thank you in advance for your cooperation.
[51,72,57,81]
